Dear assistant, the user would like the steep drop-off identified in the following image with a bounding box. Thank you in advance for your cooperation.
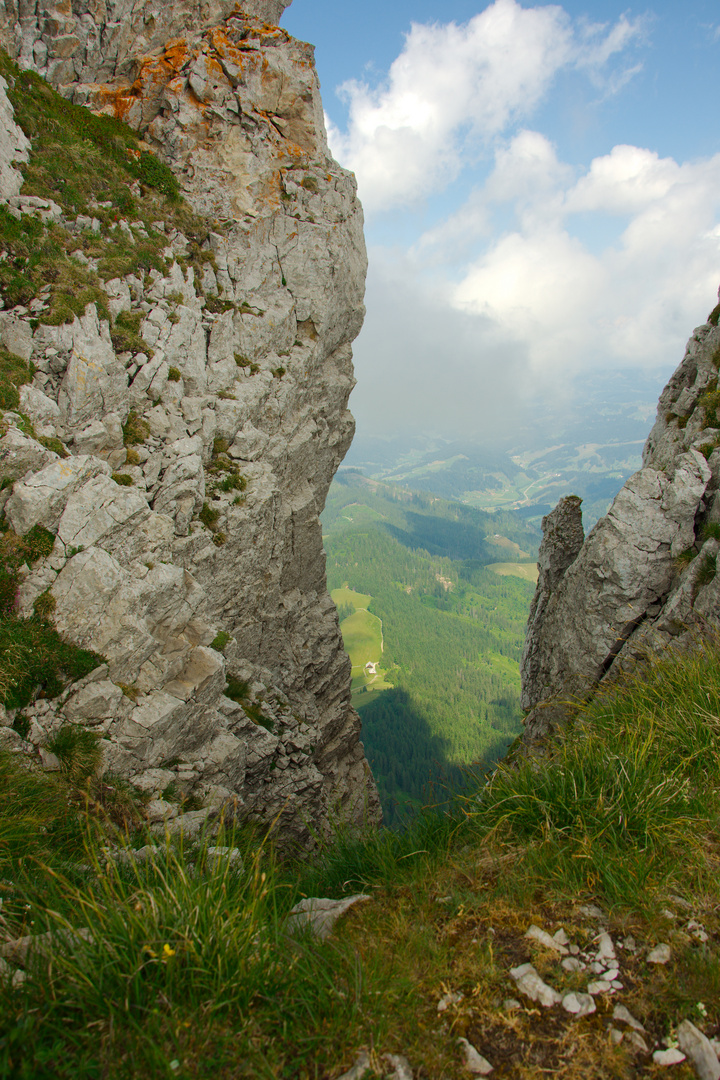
[521,300,720,740]
[0,0,380,846]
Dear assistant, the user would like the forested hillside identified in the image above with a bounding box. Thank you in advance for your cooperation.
[323,473,539,821]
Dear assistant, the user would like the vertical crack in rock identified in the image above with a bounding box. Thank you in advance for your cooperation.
[0,0,381,848]
[521,309,720,744]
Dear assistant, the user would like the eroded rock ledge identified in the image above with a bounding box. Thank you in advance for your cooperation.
[521,303,720,742]
[0,0,381,847]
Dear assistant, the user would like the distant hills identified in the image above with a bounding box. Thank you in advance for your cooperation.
[345,368,664,529]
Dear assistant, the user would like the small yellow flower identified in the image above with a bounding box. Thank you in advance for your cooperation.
[162,943,176,959]
[142,945,157,958]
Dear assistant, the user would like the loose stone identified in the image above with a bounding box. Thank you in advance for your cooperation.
[647,944,672,964]
[458,1038,493,1075]
[437,991,464,1013]
[677,1020,720,1080]
[509,963,562,1007]
[561,992,596,1017]
[653,1048,686,1066]
[524,925,569,954]
[561,957,586,973]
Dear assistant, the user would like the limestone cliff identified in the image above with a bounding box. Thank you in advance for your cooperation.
[521,300,720,742]
[0,0,381,846]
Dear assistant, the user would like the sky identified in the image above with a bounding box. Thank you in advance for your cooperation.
[282,0,720,441]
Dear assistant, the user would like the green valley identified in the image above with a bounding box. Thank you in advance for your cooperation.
[322,472,539,822]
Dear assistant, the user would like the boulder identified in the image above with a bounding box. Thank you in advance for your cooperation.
[5,455,110,534]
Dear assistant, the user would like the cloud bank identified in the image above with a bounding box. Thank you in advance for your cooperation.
[326,0,720,439]
[328,0,644,213]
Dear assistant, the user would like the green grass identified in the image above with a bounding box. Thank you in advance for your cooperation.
[0,49,221,323]
[111,310,149,357]
[0,525,104,708]
[0,347,35,411]
[1,642,720,1077]
[340,608,383,670]
[331,586,372,611]
[122,410,150,446]
[488,560,539,583]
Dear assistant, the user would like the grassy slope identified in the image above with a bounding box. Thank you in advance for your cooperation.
[331,587,373,612]
[489,561,540,583]
[2,643,719,1077]
[341,608,383,670]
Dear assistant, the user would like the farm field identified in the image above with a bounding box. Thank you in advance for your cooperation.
[330,586,394,700]
[330,586,372,611]
[488,561,539,583]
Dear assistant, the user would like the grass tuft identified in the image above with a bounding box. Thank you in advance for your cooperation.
[1,643,720,1075]
[0,348,35,410]
[122,410,150,446]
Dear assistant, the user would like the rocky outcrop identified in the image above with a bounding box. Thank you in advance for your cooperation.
[0,0,292,87]
[0,0,380,847]
[521,303,720,741]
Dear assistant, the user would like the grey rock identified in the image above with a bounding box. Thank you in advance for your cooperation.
[286,894,371,940]
[157,808,213,839]
[677,1020,720,1080]
[458,1039,493,1075]
[114,843,160,865]
[0,926,93,968]
[624,1031,650,1054]
[382,1054,413,1080]
[613,1004,645,1032]
[0,424,58,485]
[335,1051,371,1080]
[561,957,586,972]
[56,475,151,554]
[578,903,605,919]
[595,932,616,962]
[38,748,61,770]
[0,0,380,853]
[509,963,562,1007]
[587,980,615,996]
[0,75,29,199]
[63,679,125,723]
[647,943,672,964]
[653,1048,686,1066]
[146,798,178,823]
[525,924,569,954]
[6,455,111,534]
[0,314,33,359]
[521,314,720,741]
[561,992,596,1017]
[205,845,243,871]
[437,990,464,1012]
[18,384,61,436]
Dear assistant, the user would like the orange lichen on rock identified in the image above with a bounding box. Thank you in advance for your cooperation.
[208,28,244,60]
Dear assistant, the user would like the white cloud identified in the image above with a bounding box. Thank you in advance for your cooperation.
[332,4,719,441]
[349,135,720,439]
[565,145,682,214]
[329,0,643,213]
[449,139,720,373]
[575,13,645,71]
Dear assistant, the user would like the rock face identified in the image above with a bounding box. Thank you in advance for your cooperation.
[0,0,292,87]
[521,306,720,741]
[0,0,381,846]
